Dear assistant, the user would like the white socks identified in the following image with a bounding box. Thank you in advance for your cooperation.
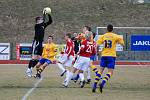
[79,73,84,82]
[64,70,70,82]
[65,71,73,86]
[87,67,91,79]
[57,63,65,73]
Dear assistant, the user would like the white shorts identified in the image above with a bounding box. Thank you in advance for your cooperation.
[73,56,90,71]
[58,54,74,67]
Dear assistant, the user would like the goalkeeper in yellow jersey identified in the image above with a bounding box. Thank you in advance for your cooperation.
[34,35,57,78]
[92,24,124,93]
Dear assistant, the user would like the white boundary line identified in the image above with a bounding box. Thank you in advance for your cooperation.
[21,78,43,100]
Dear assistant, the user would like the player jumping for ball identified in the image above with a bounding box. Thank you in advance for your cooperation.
[26,8,53,77]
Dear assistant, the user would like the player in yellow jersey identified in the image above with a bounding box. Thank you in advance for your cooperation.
[92,24,124,93]
[34,35,57,78]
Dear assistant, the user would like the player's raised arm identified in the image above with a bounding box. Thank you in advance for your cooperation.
[43,7,53,28]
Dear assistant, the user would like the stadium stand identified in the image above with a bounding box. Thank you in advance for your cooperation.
[0,0,150,59]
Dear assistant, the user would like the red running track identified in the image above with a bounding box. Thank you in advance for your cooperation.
[0,60,150,65]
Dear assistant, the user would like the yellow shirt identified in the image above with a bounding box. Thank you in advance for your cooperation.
[96,32,124,57]
[42,43,57,61]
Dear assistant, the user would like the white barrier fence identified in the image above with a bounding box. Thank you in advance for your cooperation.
[0,43,10,60]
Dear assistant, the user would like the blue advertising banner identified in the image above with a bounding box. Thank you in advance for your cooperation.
[131,35,150,51]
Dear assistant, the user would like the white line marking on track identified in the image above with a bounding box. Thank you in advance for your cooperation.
[21,78,43,100]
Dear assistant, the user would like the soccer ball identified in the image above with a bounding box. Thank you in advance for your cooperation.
[43,7,51,14]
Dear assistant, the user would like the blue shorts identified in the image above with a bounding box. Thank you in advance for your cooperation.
[39,58,51,65]
[90,55,96,61]
[100,56,116,69]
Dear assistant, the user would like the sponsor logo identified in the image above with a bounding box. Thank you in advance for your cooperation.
[133,41,150,46]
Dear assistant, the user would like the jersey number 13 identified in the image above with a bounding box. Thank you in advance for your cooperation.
[104,40,112,48]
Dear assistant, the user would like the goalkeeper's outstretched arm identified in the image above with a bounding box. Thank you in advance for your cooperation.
[43,13,53,28]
